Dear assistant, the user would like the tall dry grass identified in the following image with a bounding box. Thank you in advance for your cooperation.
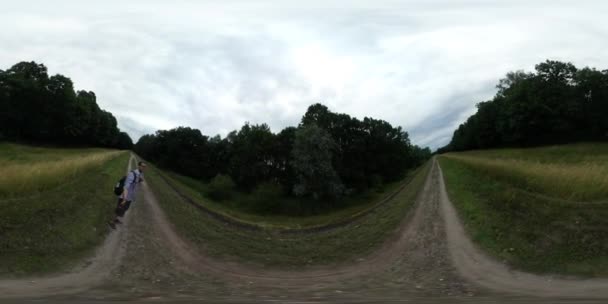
[443,153,608,202]
[0,151,124,196]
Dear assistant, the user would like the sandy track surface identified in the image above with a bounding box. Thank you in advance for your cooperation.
[1,156,607,302]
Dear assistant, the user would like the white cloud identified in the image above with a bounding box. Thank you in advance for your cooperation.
[1,0,607,149]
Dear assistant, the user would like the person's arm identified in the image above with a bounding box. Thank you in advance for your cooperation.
[122,172,135,199]
[121,189,129,201]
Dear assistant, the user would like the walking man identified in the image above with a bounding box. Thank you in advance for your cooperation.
[109,161,146,229]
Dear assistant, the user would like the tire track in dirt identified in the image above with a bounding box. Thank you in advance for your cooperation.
[0,155,136,298]
[436,158,608,299]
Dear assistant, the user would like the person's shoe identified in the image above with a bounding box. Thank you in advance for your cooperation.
[108,221,116,229]
[114,218,122,225]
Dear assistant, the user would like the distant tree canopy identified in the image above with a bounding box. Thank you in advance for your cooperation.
[439,60,608,153]
[0,61,132,149]
[135,104,431,201]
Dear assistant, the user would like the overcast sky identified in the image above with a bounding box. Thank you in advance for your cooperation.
[1,1,607,149]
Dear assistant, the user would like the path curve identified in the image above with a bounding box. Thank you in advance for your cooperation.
[129,158,473,298]
[436,158,608,298]
[139,161,442,281]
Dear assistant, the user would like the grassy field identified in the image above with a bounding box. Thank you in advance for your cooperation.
[0,143,123,196]
[0,143,130,276]
[439,143,608,276]
[144,160,431,267]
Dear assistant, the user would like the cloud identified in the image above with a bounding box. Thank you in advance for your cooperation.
[1,0,607,149]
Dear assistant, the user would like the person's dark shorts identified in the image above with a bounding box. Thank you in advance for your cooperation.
[115,198,132,217]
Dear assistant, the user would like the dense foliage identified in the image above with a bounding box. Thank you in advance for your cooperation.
[439,60,608,152]
[135,104,431,205]
[0,61,132,149]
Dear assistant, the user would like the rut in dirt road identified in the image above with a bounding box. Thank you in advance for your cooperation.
[0,155,136,298]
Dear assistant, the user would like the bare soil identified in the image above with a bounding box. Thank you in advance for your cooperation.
[1,156,607,302]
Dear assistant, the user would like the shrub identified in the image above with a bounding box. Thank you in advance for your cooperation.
[206,174,236,201]
[248,181,284,213]
[370,174,384,192]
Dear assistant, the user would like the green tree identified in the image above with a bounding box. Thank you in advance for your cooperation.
[0,61,132,148]
[291,124,344,200]
[442,59,608,152]
[227,123,276,190]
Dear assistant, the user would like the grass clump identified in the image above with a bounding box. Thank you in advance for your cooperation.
[206,174,236,201]
[439,143,608,276]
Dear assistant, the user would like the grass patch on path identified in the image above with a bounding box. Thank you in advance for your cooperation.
[439,143,608,276]
[0,143,130,276]
[144,160,431,268]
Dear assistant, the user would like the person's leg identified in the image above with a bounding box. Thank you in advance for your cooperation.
[122,200,133,212]
[109,198,126,228]
[115,200,132,224]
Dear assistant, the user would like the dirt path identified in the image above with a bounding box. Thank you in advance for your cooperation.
[2,156,607,302]
[436,159,608,299]
[0,155,136,298]
[80,157,480,302]
[130,161,472,288]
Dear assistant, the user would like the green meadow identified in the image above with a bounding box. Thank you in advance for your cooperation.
[0,143,129,276]
[439,143,608,276]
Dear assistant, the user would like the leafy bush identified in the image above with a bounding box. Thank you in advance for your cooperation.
[370,174,384,192]
[248,181,284,213]
[206,174,236,201]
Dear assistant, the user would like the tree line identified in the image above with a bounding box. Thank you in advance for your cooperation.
[135,104,431,208]
[0,61,133,149]
[439,60,608,152]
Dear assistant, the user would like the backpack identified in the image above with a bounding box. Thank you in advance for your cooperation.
[113,171,136,196]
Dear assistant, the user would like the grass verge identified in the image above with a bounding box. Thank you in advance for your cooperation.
[0,143,130,276]
[143,160,431,268]
[439,143,608,276]
[160,168,419,229]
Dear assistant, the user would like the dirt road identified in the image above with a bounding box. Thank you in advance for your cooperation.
[1,157,607,302]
